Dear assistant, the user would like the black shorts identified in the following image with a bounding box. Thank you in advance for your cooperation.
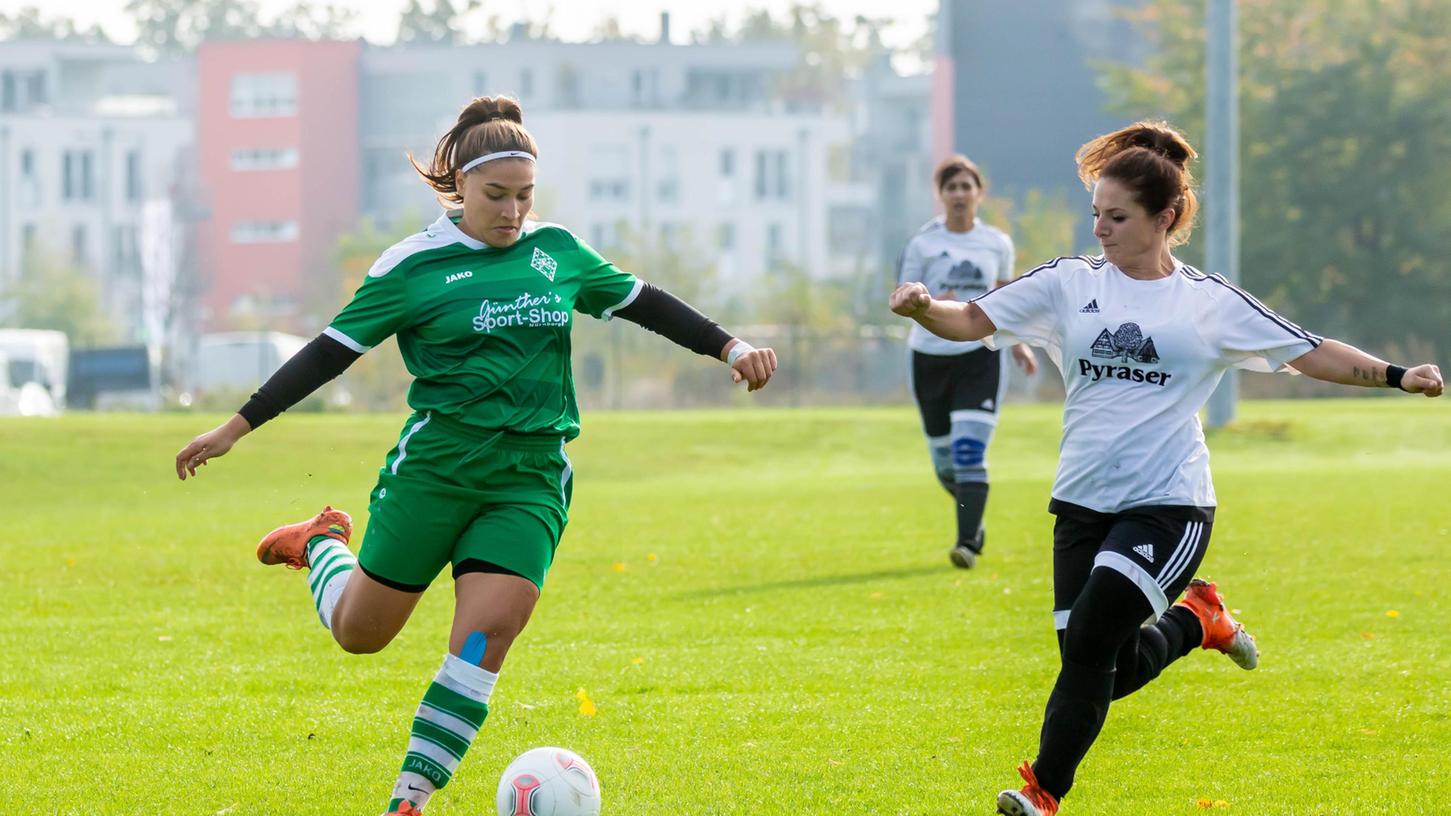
[1049,499,1215,628]
[909,347,1002,437]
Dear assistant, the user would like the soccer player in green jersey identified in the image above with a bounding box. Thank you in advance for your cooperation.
[174,96,778,815]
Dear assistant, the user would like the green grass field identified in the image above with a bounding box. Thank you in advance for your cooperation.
[2,399,1448,815]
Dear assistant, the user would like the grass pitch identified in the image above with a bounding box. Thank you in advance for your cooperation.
[2,399,1447,814]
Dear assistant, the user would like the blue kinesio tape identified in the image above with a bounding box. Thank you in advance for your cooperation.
[461,631,487,665]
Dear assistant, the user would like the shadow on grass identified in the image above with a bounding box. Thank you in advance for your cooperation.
[680,566,947,598]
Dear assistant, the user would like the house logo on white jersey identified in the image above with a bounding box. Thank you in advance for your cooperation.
[531,247,558,281]
[1079,299,1100,313]
[1091,322,1159,364]
[1133,544,1155,563]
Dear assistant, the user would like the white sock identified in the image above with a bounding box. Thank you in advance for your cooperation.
[305,537,355,630]
[390,653,499,808]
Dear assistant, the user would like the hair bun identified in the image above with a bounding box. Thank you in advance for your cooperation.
[1126,127,1190,168]
[460,96,524,126]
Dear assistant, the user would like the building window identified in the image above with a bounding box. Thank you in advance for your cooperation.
[230,73,298,118]
[588,144,631,202]
[72,224,88,264]
[125,150,143,202]
[766,222,783,262]
[21,223,36,258]
[519,69,533,98]
[589,222,620,252]
[656,146,679,204]
[62,150,95,202]
[718,222,735,252]
[230,221,299,243]
[754,149,790,201]
[20,148,34,177]
[719,149,734,177]
[230,147,299,172]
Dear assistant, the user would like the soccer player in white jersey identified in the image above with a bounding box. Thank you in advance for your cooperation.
[897,155,1038,568]
[890,121,1442,815]
[174,96,778,815]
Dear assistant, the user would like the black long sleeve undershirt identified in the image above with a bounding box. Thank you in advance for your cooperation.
[613,282,734,359]
[237,333,361,429]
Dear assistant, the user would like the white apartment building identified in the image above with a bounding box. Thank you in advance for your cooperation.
[0,43,194,343]
[358,33,907,294]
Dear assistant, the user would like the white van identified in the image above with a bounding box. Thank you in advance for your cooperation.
[0,329,68,416]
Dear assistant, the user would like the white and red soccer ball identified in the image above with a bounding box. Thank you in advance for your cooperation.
[496,747,601,816]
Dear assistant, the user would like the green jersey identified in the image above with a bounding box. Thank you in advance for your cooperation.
[327,211,639,440]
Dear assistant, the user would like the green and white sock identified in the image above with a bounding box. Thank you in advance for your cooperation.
[387,653,497,811]
[305,534,354,630]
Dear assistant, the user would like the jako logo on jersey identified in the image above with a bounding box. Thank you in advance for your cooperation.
[531,247,558,281]
[1077,322,1173,385]
[445,270,473,284]
[1133,544,1155,563]
[1080,299,1100,313]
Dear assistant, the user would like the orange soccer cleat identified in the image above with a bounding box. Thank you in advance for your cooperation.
[383,801,424,816]
[997,761,1060,816]
[1177,578,1259,670]
[255,505,352,570]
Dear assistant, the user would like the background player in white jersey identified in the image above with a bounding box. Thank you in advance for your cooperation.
[173,96,778,816]
[890,121,1442,815]
[897,155,1038,568]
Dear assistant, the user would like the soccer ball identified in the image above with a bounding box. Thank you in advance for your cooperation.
[496,747,601,816]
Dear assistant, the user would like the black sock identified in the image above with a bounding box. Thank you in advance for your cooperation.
[1111,606,1201,700]
[1033,657,1115,801]
[954,481,989,552]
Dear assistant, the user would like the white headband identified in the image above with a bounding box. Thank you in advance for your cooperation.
[460,151,536,173]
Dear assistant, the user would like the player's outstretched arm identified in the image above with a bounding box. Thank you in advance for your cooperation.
[174,333,363,480]
[175,414,252,480]
[1288,339,1443,396]
[889,281,997,342]
[612,282,776,392]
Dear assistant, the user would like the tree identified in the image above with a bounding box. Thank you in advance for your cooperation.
[1,247,119,347]
[1098,0,1451,363]
[0,6,112,42]
[394,0,483,46]
[125,0,265,54]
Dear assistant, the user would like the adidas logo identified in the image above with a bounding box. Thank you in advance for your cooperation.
[1080,299,1100,313]
[1133,544,1154,563]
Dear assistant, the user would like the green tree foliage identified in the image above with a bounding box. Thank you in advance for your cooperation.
[394,0,483,46]
[1,247,119,347]
[126,0,357,53]
[1099,0,1451,362]
[0,6,112,42]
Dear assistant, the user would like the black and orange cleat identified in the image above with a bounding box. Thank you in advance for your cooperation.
[997,761,1060,816]
[255,505,351,570]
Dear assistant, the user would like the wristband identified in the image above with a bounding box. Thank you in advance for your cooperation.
[1385,364,1407,391]
[726,341,755,365]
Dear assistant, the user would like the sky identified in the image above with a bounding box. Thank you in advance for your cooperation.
[0,0,938,51]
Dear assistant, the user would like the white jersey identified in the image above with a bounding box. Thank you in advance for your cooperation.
[898,217,1015,355]
[973,255,1320,513]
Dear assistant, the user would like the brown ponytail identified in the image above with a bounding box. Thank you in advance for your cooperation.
[409,96,539,205]
[1076,120,1199,245]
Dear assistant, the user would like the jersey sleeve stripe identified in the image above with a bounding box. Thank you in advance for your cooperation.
[323,326,370,353]
[1185,266,1323,346]
[600,278,644,320]
[968,254,1071,303]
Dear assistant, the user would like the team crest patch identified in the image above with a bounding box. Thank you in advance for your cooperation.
[531,247,558,281]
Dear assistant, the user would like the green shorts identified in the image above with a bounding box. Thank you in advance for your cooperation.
[357,411,573,592]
